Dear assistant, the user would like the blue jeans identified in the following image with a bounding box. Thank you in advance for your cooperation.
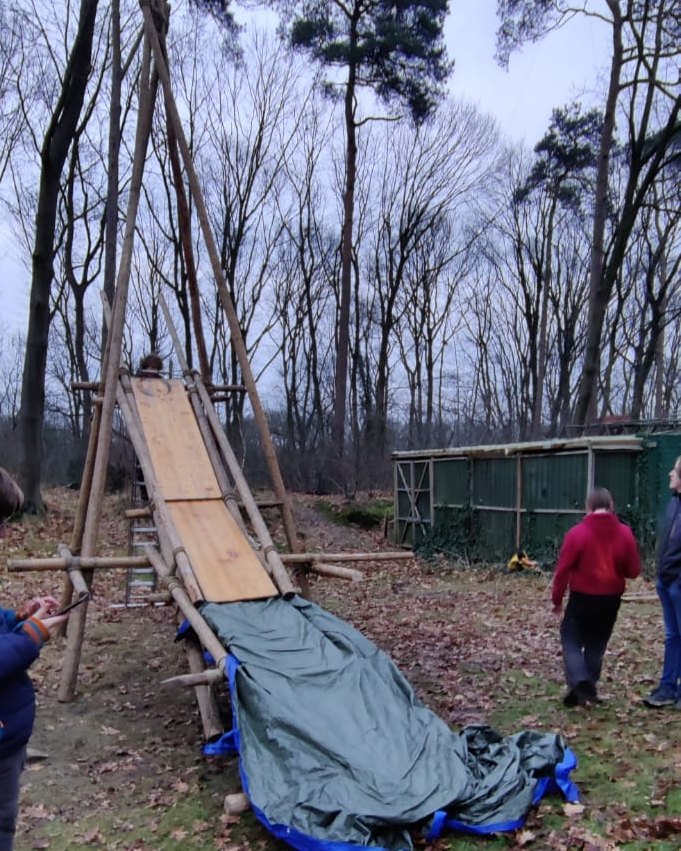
[656,578,681,696]
[0,746,26,851]
[560,592,621,692]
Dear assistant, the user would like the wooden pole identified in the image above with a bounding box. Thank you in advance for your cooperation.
[140,5,303,563]
[56,402,103,628]
[8,555,151,572]
[60,34,159,701]
[181,626,223,741]
[57,545,91,598]
[144,546,227,669]
[162,669,224,688]
[125,507,152,519]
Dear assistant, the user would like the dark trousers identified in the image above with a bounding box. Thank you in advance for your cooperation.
[0,745,25,851]
[560,592,621,694]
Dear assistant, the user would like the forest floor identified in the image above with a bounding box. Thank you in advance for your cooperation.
[1,488,681,851]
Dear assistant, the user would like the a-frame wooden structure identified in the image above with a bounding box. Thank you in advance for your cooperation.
[7,0,412,753]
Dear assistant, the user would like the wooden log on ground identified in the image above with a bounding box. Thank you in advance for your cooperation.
[281,551,414,564]
[224,793,250,815]
[308,563,363,582]
[622,593,659,603]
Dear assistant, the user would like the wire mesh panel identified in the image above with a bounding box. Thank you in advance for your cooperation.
[394,460,431,546]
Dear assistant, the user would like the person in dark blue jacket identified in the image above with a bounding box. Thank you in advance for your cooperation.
[0,597,67,851]
[644,456,681,708]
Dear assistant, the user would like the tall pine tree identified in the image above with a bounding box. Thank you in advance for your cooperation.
[271,1,452,470]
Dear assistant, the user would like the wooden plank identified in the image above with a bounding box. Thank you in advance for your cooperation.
[167,500,277,602]
[131,378,221,500]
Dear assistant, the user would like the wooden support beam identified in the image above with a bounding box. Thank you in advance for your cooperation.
[148,592,172,604]
[7,555,151,572]
[207,384,247,393]
[182,630,223,740]
[161,669,224,688]
[71,381,100,391]
[144,545,228,670]
[125,507,152,519]
[59,30,160,704]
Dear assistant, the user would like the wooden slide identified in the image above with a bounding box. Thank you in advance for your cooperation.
[130,376,277,603]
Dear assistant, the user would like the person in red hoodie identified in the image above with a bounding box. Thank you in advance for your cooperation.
[552,487,641,707]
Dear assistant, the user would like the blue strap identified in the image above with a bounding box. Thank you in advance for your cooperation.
[203,729,238,757]
[553,747,580,802]
[424,810,447,841]
[174,619,192,641]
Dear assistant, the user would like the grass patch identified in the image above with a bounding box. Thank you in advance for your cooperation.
[316,498,393,530]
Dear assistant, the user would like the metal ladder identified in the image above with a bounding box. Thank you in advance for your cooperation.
[125,457,159,605]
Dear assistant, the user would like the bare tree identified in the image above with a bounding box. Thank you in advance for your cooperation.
[498,0,681,429]
[17,0,100,510]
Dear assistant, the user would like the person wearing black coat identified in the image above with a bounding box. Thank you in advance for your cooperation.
[0,598,67,851]
[644,456,681,709]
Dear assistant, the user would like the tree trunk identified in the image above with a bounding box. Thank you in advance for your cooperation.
[19,0,100,510]
[573,2,623,428]
[332,15,359,465]
[531,200,556,438]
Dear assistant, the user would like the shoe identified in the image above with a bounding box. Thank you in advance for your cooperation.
[563,689,580,707]
[575,680,599,706]
[643,688,677,708]
[563,682,599,708]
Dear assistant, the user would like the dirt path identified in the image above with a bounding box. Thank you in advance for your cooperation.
[1,489,672,850]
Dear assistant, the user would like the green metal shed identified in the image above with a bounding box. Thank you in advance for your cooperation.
[393,433,681,561]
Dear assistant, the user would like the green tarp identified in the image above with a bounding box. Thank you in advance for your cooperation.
[202,596,575,850]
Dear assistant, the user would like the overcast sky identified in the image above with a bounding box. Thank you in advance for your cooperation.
[445,1,610,145]
[1,2,611,337]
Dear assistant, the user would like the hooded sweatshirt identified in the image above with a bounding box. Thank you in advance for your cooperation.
[552,511,640,607]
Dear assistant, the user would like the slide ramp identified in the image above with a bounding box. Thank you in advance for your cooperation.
[130,376,277,602]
